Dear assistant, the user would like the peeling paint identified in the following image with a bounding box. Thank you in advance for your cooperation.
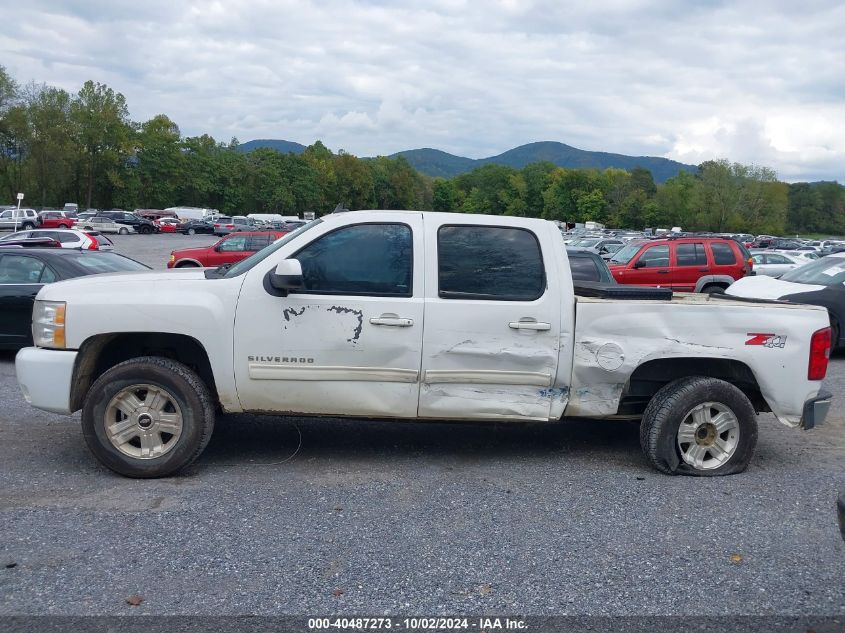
[283,306,307,322]
[538,387,568,399]
[327,305,364,343]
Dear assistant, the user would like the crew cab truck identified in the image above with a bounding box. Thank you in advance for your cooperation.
[15,211,833,478]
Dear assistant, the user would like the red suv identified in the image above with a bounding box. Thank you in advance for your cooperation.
[607,237,753,292]
[167,231,287,268]
[37,211,74,229]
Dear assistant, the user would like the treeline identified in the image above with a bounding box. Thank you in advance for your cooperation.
[1,66,844,235]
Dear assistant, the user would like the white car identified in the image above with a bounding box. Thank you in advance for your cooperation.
[15,211,833,479]
[749,251,805,276]
[0,228,114,251]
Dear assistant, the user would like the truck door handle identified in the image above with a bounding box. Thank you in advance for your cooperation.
[657,270,670,273]
[369,315,414,327]
[698,268,710,272]
[509,321,551,331]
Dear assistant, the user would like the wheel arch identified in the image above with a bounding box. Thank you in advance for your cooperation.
[618,356,768,417]
[70,333,218,413]
[694,275,735,293]
[174,258,203,267]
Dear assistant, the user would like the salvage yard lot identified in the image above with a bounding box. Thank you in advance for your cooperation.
[0,233,843,615]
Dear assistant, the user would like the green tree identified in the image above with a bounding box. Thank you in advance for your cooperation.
[71,80,132,208]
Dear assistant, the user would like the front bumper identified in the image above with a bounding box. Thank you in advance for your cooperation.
[801,390,832,430]
[15,347,78,414]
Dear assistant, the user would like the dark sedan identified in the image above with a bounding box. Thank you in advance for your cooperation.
[566,248,616,284]
[0,248,150,349]
[178,219,216,235]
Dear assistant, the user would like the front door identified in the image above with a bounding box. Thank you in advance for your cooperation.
[233,215,424,418]
[418,220,563,421]
[623,243,671,287]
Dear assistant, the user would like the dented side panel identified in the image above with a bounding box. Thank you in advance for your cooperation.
[568,298,830,425]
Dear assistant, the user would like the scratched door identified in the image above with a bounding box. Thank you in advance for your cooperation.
[233,214,425,418]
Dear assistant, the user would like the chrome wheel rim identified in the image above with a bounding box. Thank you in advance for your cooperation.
[105,384,183,459]
[677,402,740,470]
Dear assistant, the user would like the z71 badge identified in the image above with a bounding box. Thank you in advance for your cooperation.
[745,333,787,348]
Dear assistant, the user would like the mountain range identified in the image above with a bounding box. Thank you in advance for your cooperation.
[237,139,697,183]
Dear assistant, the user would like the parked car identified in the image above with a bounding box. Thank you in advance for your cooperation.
[0,228,114,251]
[566,248,616,284]
[178,219,216,235]
[15,211,832,479]
[727,253,845,347]
[167,231,287,268]
[98,210,158,234]
[0,248,149,349]
[37,211,75,229]
[608,237,752,292]
[213,215,258,235]
[568,237,624,256]
[155,218,181,233]
[0,208,39,231]
[749,251,804,277]
[77,216,136,235]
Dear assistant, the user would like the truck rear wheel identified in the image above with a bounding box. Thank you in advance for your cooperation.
[640,376,757,476]
[81,357,215,478]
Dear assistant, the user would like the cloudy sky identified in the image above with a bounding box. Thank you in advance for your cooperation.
[1,0,843,182]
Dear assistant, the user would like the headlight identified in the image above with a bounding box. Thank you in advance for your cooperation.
[32,300,66,348]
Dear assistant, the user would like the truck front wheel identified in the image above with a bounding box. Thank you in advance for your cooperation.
[640,376,757,476]
[81,357,215,478]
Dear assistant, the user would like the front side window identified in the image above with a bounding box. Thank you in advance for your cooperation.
[438,225,545,301]
[635,245,670,268]
[219,235,248,252]
[294,223,412,296]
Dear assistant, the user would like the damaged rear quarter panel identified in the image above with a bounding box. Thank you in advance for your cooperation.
[567,296,830,424]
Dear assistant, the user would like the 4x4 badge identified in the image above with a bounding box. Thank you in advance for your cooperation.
[745,333,787,348]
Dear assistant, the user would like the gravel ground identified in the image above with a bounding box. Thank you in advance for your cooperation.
[0,234,843,616]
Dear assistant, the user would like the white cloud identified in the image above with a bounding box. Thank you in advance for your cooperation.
[0,0,843,181]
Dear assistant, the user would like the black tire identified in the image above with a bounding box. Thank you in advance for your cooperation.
[118,227,129,235]
[81,357,215,478]
[139,225,153,234]
[175,261,200,267]
[58,223,69,229]
[187,228,196,235]
[701,284,727,294]
[21,222,35,230]
[82,226,93,231]
[640,376,757,476]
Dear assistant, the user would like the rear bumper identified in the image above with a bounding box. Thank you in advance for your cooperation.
[801,390,832,430]
[15,347,78,414]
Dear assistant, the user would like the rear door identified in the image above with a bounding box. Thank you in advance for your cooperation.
[671,242,708,291]
[708,241,742,280]
[418,219,564,421]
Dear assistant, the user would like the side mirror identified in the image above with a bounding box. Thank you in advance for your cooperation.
[267,259,304,295]
[633,260,646,269]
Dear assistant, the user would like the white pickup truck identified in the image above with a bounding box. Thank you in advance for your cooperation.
[15,211,833,478]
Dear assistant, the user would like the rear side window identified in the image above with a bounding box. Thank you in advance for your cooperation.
[438,225,545,301]
[246,234,272,251]
[295,223,412,296]
[569,255,602,282]
[675,243,707,266]
[711,242,737,265]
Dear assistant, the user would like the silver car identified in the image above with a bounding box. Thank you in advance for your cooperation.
[76,216,136,235]
[0,208,39,231]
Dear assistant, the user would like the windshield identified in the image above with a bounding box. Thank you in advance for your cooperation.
[222,219,322,278]
[609,242,644,264]
[779,256,845,285]
[67,252,150,273]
